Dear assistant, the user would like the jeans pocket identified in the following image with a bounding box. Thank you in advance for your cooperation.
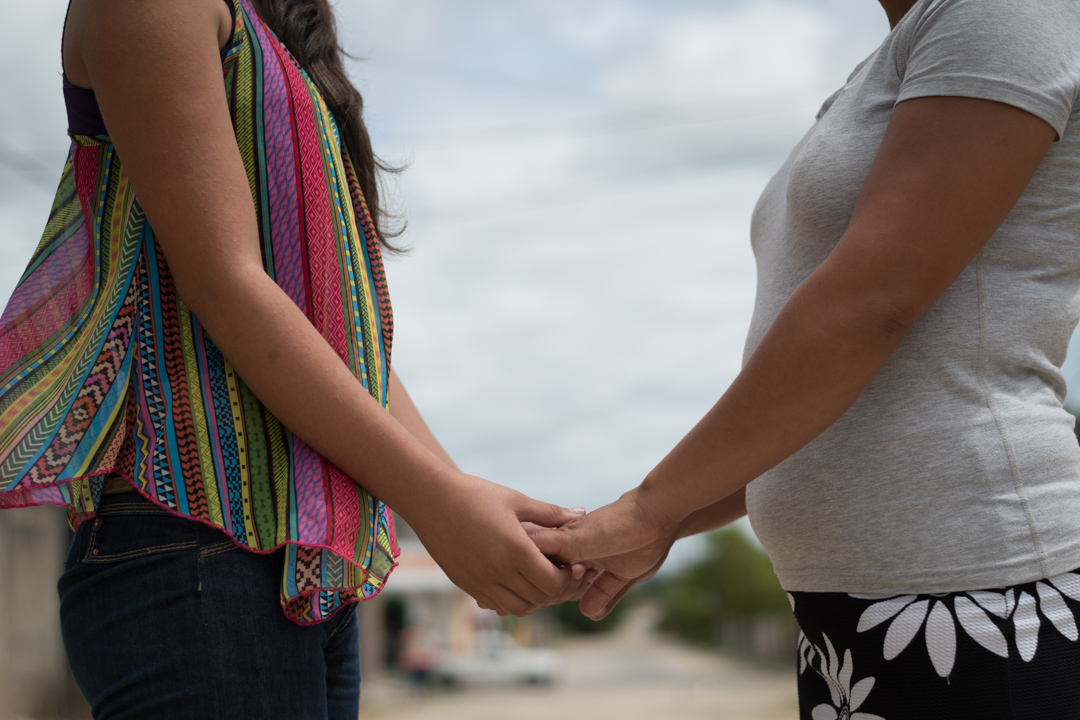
[80,500,199,565]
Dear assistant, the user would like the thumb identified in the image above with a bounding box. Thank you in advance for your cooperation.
[517,497,586,528]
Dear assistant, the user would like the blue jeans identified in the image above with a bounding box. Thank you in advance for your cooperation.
[58,491,360,720]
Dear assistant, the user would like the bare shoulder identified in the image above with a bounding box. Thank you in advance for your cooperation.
[62,0,234,90]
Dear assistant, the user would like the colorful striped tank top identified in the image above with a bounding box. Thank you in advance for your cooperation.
[0,0,398,624]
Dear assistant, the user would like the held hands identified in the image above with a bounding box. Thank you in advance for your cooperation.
[521,522,601,611]
[404,470,588,616]
[530,488,683,620]
[405,472,679,619]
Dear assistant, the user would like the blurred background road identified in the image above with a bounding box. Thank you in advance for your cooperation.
[359,605,797,720]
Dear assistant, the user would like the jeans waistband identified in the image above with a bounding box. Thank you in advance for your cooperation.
[95,489,170,517]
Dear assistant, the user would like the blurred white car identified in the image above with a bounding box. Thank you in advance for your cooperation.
[430,630,560,687]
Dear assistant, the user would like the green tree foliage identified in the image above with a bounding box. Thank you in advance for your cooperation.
[659,527,790,646]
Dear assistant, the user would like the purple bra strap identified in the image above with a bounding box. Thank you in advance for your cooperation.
[62,0,238,137]
[63,77,108,137]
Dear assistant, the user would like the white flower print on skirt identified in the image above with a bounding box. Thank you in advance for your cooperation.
[788,570,1080,719]
[796,629,885,720]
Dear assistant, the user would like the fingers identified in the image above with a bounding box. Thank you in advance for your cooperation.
[424,478,597,617]
[482,538,572,616]
[594,581,637,621]
[516,534,574,597]
[529,563,595,610]
[521,513,597,606]
[474,591,499,612]
[556,565,599,606]
[473,584,537,617]
[530,527,575,565]
[467,562,559,616]
[529,495,662,569]
[520,521,546,537]
[517,497,586,530]
[572,568,601,602]
[512,570,553,607]
[475,581,556,617]
[491,584,542,617]
[578,541,673,620]
[579,569,632,619]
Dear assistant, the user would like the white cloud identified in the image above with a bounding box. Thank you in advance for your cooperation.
[562,0,832,107]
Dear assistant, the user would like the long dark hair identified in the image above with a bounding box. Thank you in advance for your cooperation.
[250,0,402,250]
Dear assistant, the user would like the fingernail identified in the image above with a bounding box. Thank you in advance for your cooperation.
[568,507,586,516]
[572,564,585,580]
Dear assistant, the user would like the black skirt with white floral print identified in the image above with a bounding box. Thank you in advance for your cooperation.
[790,569,1080,719]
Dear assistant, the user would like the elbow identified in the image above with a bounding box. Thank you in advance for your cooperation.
[170,274,225,325]
[815,260,928,339]
[170,259,269,327]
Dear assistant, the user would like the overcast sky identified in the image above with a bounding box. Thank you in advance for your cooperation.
[6,1,1080,566]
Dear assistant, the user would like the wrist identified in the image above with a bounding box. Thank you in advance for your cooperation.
[384,463,469,529]
[628,477,687,536]
[672,508,712,540]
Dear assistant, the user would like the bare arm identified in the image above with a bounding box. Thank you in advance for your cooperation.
[674,487,747,540]
[641,97,1055,527]
[71,0,575,615]
[535,95,1056,601]
[388,370,460,470]
[573,488,748,620]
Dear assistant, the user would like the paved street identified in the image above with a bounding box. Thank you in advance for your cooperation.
[359,607,798,720]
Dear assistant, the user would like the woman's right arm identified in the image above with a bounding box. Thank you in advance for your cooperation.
[70,0,573,615]
[534,94,1055,613]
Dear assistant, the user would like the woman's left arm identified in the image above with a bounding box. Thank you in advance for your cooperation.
[534,96,1056,577]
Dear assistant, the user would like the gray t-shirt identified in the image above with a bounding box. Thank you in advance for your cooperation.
[744,0,1080,595]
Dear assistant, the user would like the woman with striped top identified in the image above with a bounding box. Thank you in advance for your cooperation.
[0,0,585,716]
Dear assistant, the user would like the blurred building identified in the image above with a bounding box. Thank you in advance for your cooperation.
[0,505,85,719]
[357,527,478,679]
[357,519,555,681]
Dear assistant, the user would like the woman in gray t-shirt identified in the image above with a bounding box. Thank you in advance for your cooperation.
[535,0,1080,714]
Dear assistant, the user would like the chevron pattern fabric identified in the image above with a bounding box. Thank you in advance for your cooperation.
[0,0,398,625]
